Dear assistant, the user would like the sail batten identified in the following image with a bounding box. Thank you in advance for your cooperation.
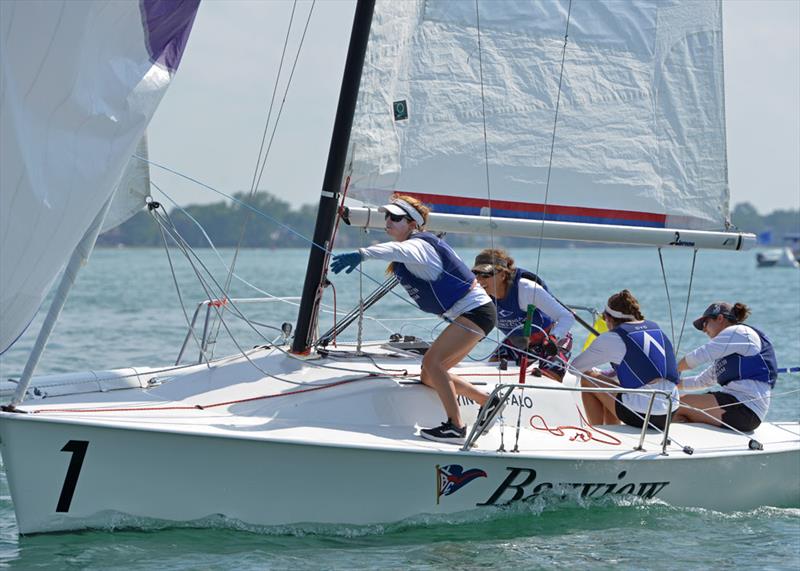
[345,0,730,234]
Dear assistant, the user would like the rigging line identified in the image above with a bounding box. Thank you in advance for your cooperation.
[154,207,419,383]
[474,0,503,390]
[142,155,479,332]
[142,155,479,296]
[534,0,572,282]
[675,249,699,354]
[152,211,212,366]
[657,247,676,343]
[225,0,309,291]
[152,209,284,359]
[143,163,545,352]
[217,2,316,350]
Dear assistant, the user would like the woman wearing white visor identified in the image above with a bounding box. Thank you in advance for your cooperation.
[331,194,501,444]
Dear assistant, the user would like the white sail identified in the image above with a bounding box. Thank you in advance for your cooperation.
[345,0,729,232]
[0,0,199,354]
[102,135,152,233]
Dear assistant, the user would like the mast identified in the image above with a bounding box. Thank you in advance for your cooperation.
[291,0,376,354]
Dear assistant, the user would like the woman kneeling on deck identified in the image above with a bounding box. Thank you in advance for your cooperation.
[570,290,680,430]
[471,248,574,381]
[673,302,777,432]
[330,194,500,444]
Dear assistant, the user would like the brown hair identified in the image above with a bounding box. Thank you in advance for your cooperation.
[727,302,751,324]
[606,289,645,323]
[475,248,516,288]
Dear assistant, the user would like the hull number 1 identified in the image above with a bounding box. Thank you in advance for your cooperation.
[56,440,89,513]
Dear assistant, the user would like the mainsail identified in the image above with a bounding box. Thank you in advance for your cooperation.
[0,0,199,354]
[345,0,730,233]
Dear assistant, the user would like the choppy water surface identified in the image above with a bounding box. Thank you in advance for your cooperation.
[1,247,798,569]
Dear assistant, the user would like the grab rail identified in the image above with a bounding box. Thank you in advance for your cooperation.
[462,382,674,454]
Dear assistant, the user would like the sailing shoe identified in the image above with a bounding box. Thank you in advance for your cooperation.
[473,392,508,436]
[419,420,467,444]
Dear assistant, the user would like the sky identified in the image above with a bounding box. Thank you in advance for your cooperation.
[146,0,800,215]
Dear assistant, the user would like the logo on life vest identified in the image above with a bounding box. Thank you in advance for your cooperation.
[436,464,487,503]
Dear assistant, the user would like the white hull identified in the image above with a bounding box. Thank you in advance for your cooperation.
[2,345,799,534]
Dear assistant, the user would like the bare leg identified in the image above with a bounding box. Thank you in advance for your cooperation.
[672,394,725,427]
[580,372,622,425]
[421,316,485,427]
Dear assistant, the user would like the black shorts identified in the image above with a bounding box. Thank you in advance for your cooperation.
[713,392,762,432]
[615,398,669,431]
[459,302,497,336]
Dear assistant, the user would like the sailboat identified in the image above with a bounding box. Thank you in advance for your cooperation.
[1,0,798,535]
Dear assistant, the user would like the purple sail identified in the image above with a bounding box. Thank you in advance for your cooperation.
[139,0,200,73]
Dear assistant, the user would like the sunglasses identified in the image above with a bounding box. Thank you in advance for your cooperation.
[472,270,496,278]
[384,212,411,223]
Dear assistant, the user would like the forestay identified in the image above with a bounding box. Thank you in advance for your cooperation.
[0,0,199,354]
[345,0,729,232]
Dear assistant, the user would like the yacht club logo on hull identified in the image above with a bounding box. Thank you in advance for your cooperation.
[436,464,487,504]
[477,468,670,506]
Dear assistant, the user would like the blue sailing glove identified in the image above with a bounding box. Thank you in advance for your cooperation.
[330,252,362,274]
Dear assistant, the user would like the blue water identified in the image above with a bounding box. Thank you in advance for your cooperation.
[1,247,799,569]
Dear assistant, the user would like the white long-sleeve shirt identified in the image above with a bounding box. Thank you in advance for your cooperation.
[513,278,575,339]
[680,324,771,420]
[358,237,491,320]
[570,328,679,415]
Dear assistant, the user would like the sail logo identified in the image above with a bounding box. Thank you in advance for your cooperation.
[436,464,487,503]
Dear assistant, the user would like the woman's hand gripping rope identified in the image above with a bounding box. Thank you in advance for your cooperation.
[331,252,362,274]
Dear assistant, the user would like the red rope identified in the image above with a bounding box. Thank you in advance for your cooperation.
[528,406,622,446]
[30,375,376,415]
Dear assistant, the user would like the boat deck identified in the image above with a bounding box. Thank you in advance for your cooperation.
[9,343,799,460]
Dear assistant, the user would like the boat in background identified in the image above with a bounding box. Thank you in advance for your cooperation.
[1,0,797,535]
[757,235,800,268]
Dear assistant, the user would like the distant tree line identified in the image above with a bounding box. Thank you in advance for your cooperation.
[730,203,800,244]
[97,193,799,249]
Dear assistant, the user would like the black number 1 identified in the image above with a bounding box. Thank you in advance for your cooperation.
[56,440,89,513]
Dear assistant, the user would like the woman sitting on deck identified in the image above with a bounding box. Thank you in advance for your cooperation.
[570,290,680,430]
[673,302,777,432]
[330,194,501,444]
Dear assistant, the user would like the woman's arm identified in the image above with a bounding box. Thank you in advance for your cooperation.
[569,332,626,373]
[517,280,575,339]
[682,325,761,370]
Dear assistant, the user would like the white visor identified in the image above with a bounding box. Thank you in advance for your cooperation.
[378,199,425,226]
[604,306,635,320]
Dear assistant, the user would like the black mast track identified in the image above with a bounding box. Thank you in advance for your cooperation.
[291,0,376,354]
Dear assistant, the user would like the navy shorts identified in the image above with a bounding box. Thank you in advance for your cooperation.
[459,302,497,336]
[615,398,669,431]
[713,391,761,432]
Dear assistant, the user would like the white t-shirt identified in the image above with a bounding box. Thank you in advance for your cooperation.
[570,327,679,415]
[513,278,575,339]
[680,324,771,420]
[359,237,491,320]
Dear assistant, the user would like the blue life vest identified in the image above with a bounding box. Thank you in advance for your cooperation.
[495,268,553,336]
[715,325,778,388]
[611,320,679,389]
[392,232,474,315]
